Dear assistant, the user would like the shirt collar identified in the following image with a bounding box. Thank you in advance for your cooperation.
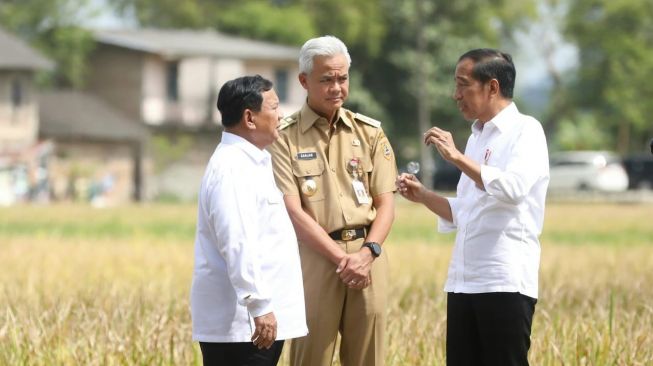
[220,131,270,164]
[299,103,352,134]
[471,102,518,136]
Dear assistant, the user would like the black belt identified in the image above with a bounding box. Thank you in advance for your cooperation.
[328,227,368,241]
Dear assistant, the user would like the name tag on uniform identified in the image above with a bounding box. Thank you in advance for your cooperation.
[297,152,317,160]
[352,180,370,205]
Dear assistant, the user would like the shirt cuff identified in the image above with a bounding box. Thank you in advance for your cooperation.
[246,297,274,318]
[437,197,458,233]
[480,164,502,191]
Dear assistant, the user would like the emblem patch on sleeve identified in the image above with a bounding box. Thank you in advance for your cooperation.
[382,141,392,160]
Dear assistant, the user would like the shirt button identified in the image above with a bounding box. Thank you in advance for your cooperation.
[339,192,343,197]
[331,168,335,172]
[346,216,351,220]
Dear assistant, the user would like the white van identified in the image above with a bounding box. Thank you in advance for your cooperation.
[549,151,629,192]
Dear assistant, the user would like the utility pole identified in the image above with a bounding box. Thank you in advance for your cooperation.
[416,0,435,189]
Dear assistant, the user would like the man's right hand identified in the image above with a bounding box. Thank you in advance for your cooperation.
[251,312,277,349]
[396,173,426,203]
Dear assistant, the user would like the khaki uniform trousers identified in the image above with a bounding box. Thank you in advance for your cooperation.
[290,237,388,366]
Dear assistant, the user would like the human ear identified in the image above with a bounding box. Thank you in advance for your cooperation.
[244,110,256,130]
[488,79,500,97]
[298,73,309,90]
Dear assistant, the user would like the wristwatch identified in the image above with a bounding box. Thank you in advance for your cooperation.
[362,242,382,258]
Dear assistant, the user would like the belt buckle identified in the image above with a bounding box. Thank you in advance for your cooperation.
[341,229,356,241]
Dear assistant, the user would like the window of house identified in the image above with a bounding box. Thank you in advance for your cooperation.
[166,61,179,102]
[11,78,23,108]
[275,69,289,103]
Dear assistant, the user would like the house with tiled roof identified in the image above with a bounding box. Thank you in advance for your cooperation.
[0,26,149,205]
[85,28,304,200]
[1,27,306,203]
[39,91,149,203]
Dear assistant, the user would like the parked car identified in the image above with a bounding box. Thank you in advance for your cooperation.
[623,154,653,190]
[549,151,629,192]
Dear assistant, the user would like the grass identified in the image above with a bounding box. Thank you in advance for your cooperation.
[0,200,652,365]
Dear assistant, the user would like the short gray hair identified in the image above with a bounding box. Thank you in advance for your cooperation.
[299,35,351,74]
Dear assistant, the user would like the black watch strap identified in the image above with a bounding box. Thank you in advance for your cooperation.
[362,242,382,258]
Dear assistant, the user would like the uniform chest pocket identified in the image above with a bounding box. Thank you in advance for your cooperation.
[292,159,326,202]
[344,156,373,194]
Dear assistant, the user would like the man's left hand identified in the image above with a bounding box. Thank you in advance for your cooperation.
[251,312,277,349]
[336,250,373,289]
[424,127,461,162]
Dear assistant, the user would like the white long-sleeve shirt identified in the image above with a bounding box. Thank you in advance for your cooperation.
[191,132,307,342]
[439,102,549,299]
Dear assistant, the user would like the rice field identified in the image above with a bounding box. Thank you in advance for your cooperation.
[0,200,652,365]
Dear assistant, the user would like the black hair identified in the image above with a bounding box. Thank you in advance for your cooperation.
[216,75,274,128]
[458,48,516,98]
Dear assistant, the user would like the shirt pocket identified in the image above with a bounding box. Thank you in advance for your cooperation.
[487,151,502,168]
[292,159,326,202]
[343,156,374,195]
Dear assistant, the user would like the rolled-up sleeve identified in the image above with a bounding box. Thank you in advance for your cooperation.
[438,197,459,233]
[209,169,273,317]
[481,121,548,205]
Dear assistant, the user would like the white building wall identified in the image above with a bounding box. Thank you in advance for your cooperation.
[86,45,143,121]
[287,65,305,109]
[141,55,167,125]
[212,59,245,123]
[179,57,212,126]
[141,56,249,126]
[0,72,38,151]
[244,61,303,116]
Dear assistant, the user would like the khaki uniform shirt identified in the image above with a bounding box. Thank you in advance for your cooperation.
[268,103,397,233]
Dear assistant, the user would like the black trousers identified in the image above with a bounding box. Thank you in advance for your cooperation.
[446,292,537,366]
[199,340,284,366]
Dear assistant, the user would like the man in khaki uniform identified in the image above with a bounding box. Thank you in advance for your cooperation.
[268,35,397,366]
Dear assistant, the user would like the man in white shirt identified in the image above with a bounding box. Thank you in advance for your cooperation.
[190,75,307,366]
[396,49,549,366]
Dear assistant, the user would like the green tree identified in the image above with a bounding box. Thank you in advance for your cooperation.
[112,0,317,46]
[367,0,536,187]
[555,113,610,150]
[564,0,653,153]
[515,0,577,143]
[0,0,96,88]
[217,1,316,45]
[292,0,387,56]
[110,0,391,54]
[111,0,223,29]
[110,0,545,171]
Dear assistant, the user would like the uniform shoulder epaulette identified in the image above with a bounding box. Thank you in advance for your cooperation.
[278,114,298,130]
[354,113,381,128]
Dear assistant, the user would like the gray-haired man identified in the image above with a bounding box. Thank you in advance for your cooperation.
[268,36,397,366]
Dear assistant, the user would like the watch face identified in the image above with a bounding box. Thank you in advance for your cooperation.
[365,242,381,257]
[373,244,382,256]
